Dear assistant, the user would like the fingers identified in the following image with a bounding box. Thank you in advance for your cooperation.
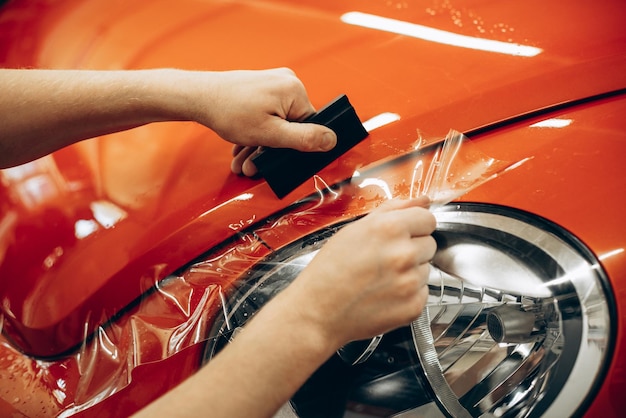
[403,207,437,238]
[231,144,245,157]
[273,119,337,152]
[409,274,431,320]
[367,199,437,238]
[230,123,337,176]
[412,235,437,265]
[231,145,260,176]
[395,262,432,319]
[242,154,259,177]
[381,233,436,272]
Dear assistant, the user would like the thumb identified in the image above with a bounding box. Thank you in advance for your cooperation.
[274,120,337,152]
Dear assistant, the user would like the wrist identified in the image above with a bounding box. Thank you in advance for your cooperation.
[271,278,347,355]
[130,69,169,121]
[140,68,183,121]
[251,284,341,360]
[136,68,217,124]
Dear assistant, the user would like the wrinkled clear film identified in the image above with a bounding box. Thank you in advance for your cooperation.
[6,129,608,418]
[413,130,528,208]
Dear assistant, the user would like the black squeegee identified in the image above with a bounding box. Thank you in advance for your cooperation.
[252,94,369,199]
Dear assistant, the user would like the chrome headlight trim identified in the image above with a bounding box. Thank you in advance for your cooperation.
[418,203,615,418]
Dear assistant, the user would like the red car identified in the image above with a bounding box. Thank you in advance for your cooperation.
[1,0,625,416]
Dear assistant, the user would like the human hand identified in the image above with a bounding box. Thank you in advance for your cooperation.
[185,68,337,176]
[281,197,437,349]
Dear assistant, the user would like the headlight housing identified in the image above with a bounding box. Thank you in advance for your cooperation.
[203,203,614,418]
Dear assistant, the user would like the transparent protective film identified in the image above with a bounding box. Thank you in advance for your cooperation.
[0,130,533,417]
[409,129,528,208]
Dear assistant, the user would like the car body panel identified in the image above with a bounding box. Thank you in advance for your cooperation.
[0,0,625,416]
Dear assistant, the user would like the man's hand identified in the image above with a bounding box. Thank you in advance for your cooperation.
[184,68,337,176]
[278,196,437,348]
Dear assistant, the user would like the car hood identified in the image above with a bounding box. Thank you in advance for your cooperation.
[0,0,625,357]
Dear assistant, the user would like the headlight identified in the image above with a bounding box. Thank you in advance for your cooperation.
[203,203,614,418]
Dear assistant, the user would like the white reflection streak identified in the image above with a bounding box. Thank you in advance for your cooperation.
[75,219,98,239]
[96,327,117,359]
[599,248,624,261]
[52,389,67,404]
[155,278,191,317]
[199,193,254,217]
[538,261,599,304]
[358,178,393,199]
[341,12,543,57]
[362,112,401,132]
[74,200,129,239]
[220,288,232,331]
[530,118,573,128]
[91,200,127,229]
[410,159,424,199]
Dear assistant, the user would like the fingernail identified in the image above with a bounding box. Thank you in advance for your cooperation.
[321,132,336,151]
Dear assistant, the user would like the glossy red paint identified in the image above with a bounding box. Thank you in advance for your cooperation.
[0,0,625,416]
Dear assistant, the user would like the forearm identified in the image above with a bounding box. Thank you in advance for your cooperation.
[132,283,339,418]
[0,67,336,172]
[0,68,197,168]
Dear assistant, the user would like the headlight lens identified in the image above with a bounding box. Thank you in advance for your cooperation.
[203,203,613,418]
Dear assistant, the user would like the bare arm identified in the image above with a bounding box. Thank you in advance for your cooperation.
[0,67,337,172]
[132,197,437,418]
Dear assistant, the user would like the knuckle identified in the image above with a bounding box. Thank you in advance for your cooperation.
[388,246,417,270]
[398,291,427,323]
[413,286,429,315]
[427,212,437,232]
[417,263,432,283]
[276,66,296,76]
[392,274,418,299]
[280,70,303,91]
[424,235,437,258]
[384,251,415,272]
[412,207,437,232]
[372,214,404,236]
